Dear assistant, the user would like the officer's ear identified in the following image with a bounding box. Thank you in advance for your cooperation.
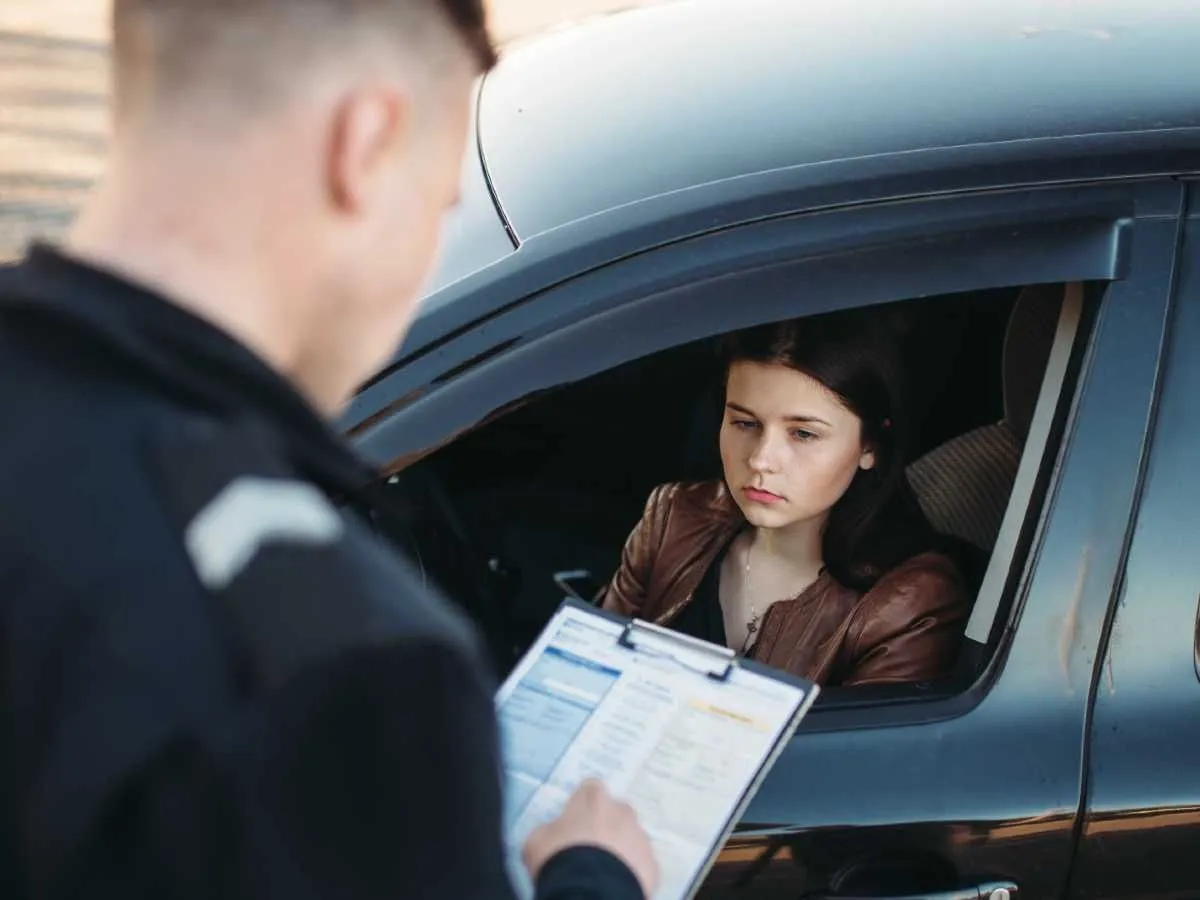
[325,85,413,217]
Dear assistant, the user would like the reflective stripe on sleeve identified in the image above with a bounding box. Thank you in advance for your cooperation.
[184,476,344,590]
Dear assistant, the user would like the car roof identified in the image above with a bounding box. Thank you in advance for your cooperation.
[478,0,1200,241]
[421,83,515,296]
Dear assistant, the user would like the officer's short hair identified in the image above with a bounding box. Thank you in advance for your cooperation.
[112,0,496,117]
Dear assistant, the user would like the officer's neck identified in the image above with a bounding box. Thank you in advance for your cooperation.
[68,139,338,416]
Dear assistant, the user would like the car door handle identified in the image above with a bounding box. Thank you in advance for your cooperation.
[819,882,1018,900]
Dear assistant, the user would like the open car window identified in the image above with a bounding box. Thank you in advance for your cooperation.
[371,280,1095,700]
[351,184,1129,712]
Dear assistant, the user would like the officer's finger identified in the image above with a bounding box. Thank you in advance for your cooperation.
[576,778,605,799]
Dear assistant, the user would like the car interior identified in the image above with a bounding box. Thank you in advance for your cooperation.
[368,281,1092,698]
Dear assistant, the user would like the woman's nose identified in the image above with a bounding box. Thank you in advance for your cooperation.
[747,433,781,473]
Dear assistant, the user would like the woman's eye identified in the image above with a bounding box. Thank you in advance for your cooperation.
[731,418,757,430]
[791,429,817,442]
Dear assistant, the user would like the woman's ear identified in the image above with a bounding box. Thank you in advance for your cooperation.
[859,445,878,471]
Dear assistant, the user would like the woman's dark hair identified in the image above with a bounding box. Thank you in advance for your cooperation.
[718,309,940,592]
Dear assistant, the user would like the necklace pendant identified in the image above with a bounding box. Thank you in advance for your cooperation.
[740,617,760,655]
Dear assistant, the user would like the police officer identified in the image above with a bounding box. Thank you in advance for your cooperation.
[0,1,658,899]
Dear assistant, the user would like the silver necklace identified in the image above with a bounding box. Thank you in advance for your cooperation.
[740,539,762,654]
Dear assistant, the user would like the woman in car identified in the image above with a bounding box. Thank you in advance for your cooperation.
[601,311,969,686]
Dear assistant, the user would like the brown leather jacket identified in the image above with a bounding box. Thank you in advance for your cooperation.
[600,481,969,686]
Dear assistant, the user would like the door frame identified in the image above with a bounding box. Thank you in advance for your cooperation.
[1069,181,1199,900]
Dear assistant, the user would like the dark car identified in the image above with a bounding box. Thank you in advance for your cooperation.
[337,0,1200,897]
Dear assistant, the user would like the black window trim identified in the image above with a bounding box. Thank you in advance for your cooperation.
[345,182,1146,435]
[357,198,1129,470]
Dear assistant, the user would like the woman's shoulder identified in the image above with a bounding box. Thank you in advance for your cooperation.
[644,479,738,518]
[885,550,965,581]
[838,551,970,653]
[854,551,969,611]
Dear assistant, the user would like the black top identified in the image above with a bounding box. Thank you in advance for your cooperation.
[666,545,731,648]
[0,245,642,900]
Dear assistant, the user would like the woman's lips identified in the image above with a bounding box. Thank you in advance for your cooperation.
[743,486,785,505]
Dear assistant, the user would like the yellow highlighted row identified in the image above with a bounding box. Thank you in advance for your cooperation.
[687,698,768,731]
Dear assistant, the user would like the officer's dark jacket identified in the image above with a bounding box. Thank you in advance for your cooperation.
[0,246,641,900]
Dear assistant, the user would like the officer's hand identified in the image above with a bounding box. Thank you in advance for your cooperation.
[522,779,660,899]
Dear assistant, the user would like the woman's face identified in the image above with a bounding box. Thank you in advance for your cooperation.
[719,360,876,531]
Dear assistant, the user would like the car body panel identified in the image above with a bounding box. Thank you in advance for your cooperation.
[479,0,1200,239]
[1069,190,1200,900]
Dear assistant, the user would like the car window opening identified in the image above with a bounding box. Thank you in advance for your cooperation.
[370,280,1099,707]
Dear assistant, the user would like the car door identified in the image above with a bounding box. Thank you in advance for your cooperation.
[1067,182,1200,900]
[351,179,1184,900]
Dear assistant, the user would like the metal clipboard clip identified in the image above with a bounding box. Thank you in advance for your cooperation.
[617,618,737,683]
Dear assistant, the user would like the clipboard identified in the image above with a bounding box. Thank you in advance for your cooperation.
[496,598,819,900]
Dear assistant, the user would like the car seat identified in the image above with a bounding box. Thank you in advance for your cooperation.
[904,283,1065,554]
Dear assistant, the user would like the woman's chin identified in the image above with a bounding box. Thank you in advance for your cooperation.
[737,503,794,530]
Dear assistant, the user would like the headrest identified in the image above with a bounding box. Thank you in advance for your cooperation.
[1003,283,1064,442]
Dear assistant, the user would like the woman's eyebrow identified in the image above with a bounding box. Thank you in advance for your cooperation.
[726,402,831,427]
[726,402,758,418]
[783,414,832,427]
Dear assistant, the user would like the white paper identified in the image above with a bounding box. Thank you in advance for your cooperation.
[497,604,813,900]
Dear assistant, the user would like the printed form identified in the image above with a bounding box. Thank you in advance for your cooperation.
[497,603,816,900]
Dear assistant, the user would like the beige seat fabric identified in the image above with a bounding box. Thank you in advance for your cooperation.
[906,283,1064,553]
